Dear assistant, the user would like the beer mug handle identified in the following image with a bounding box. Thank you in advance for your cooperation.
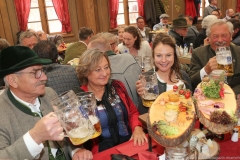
[60,132,69,137]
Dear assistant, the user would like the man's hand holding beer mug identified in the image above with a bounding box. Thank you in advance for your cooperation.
[204,47,233,76]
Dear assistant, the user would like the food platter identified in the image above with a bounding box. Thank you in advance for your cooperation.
[189,129,220,160]
[147,89,196,147]
[194,83,237,134]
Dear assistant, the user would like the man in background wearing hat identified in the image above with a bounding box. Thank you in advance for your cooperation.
[153,13,170,30]
[168,17,189,48]
[0,46,92,159]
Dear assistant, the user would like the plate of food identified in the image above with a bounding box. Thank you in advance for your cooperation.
[194,74,238,134]
[147,85,196,147]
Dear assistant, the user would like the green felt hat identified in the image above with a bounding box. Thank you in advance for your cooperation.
[171,18,190,29]
[0,46,52,78]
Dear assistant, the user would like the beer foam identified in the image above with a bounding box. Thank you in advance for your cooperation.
[68,126,94,138]
[143,93,158,100]
[89,115,99,125]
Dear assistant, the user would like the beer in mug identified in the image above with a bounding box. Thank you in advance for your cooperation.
[216,47,234,76]
[140,71,159,107]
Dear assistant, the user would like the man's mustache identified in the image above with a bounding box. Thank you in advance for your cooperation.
[215,41,227,46]
[35,80,47,87]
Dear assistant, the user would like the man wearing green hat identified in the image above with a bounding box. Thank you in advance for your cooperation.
[0,46,92,160]
[168,17,189,48]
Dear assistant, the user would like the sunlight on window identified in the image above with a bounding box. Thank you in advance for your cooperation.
[200,0,210,16]
[117,0,138,25]
[28,9,41,22]
[205,0,209,7]
[129,13,138,23]
[27,0,62,33]
[117,14,125,25]
[46,7,58,20]
[117,2,125,25]
[128,2,138,12]
[31,0,38,7]
[28,22,42,31]
[45,0,53,6]
[48,20,62,33]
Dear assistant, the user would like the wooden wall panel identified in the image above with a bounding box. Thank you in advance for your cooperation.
[0,0,14,45]
[96,0,110,32]
[64,0,79,43]
[0,6,5,39]
[219,0,237,18]
[162,0,185,23]
[6,0,18,44]
[76,0,101,33]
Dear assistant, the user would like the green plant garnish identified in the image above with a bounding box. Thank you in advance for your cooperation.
[202,80,221,98]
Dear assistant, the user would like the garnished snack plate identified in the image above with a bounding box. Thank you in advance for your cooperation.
[190,129,220,160]
[147,90,196,147]
[195,84,237,134]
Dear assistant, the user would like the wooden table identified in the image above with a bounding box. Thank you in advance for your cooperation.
[138,113,148,129]
[93,121,240,160]
[178,56,191,64]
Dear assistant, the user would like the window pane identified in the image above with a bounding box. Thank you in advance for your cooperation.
[129,13,138,24]
[200,8,202,16]
[45,0,53,7]
[48,20,62,33]
[28,22,42,31]
[28,8,41,22]
[119,0,123,2]
[118,3,124,14]
[46,7,58,20]
[128,2,138,12]
[31,0,39,7]
[205,0,209,7]
[117,14,125,25]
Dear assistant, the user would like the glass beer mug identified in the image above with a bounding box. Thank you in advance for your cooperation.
[52,90,95,145]
[77,92,102,139]
[52,97,95,145]
[140,71,159,107]
[143,56,152,72]
[216,47,234,76]
[165,140,198,160]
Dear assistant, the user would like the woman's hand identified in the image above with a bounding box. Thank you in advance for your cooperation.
[130,126,148,146]
[136,80,144,97]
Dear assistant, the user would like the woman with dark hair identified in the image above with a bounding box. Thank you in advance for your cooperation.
[136,33,192,114]
[76,49,147,153]
[118,26,151,57]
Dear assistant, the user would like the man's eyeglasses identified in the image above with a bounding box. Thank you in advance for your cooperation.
[15,68,45,79]
[110,42,117,46]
